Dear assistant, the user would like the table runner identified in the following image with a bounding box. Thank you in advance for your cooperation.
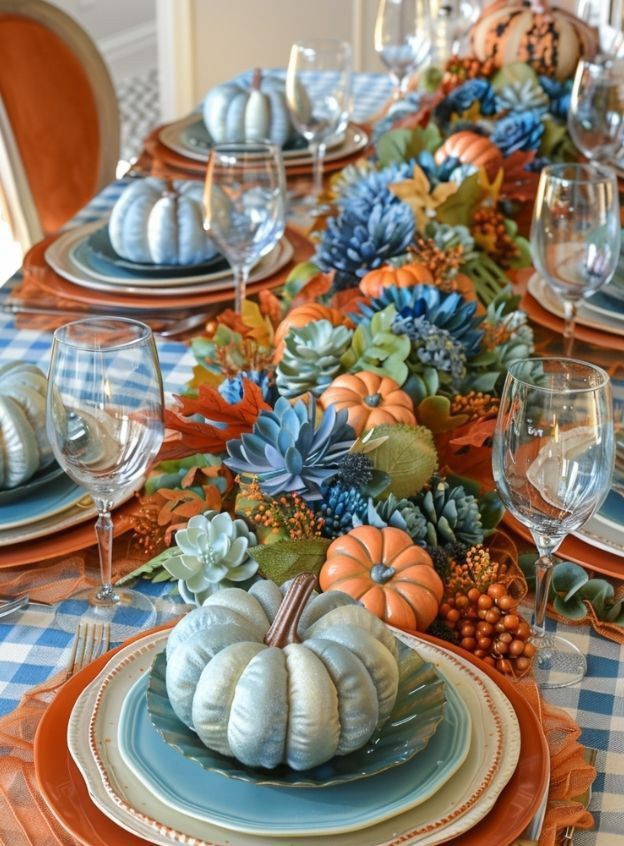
[0,72,623,845]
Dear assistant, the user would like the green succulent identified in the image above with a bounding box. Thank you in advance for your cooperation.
[413,476,484,548]
[276,319,353,399]
[341,305,411,386]
[364,493,428,541]
[495,79,549,114]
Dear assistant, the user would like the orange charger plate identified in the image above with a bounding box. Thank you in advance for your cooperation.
[34,626,549,846]
[503,511,624,580]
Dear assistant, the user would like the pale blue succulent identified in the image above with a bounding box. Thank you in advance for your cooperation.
[276,319,353,399]
[162,511,258,605]
[225,397,356,501]
[495,79,549,115]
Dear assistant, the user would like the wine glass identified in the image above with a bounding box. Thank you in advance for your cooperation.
[429,0,481,66]
[374,0,432,99]
[492,357,614,688]
[285,38,352,210]
[530,162,620,355]
[203,141,286,313]
[46,318,164,640]
[568,55,624,161]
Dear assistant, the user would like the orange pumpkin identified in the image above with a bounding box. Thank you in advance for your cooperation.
[273,304,349,362]
[320,526,444,631]
[470,0,598,82]
[319,372,416,435]
[434,131,503,181]
[359,262,433,298]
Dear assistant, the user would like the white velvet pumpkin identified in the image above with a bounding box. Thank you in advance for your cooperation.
[202,69,302,147]
[108,178,220,266]
[165,576,400,771]
[0,362,54,489]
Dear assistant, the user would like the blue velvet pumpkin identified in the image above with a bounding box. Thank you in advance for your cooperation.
[108,178,219,266]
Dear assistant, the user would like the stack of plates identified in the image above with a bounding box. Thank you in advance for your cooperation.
[34,625,550,846]
[155,115,369,178]
[40,221,296,309]
[0,466,136,568]
[524,274,624,350]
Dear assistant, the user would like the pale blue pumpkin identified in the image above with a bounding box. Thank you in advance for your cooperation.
[108,178,219,266]
[202,69,302,147]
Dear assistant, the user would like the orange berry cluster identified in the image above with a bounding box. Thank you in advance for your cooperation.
[132,498,166,556]
[441,56,496,94]
[241,481,324,541]
[451,391,500,422]
[440,582,535,676]
[408,237,465,290]
[471,208,520,269]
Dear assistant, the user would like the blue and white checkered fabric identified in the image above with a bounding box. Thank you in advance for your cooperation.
[0,72,622,846]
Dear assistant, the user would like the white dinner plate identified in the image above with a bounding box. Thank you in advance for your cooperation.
[527,275,624,338]
[45,222,294,296]
[67,629,520,846]
[158,114,367,166]
[574,489,624,557]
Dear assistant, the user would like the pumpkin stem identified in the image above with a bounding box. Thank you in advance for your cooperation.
[251,68,263,91]
[363,392,382,408]
[263,572,316,648]
[370,563,396,584]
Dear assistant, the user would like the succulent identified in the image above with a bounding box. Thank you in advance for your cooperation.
[415,151,462,186]
[366,422,438,499]
[539,76,572,121]
[495,79,549,115]
[341,305,411,387]
[490,110,544,155]
[425,221,476,255]
[218,370,275,405]
[412,476,484,549]
[162,511,258,605]
[315,194,415,279]
[276,320,353,399]
[225,397,355,501]
[317,481,368,538]
[363,493,427,543]
[336,161,415,208]
[435,79,497,123]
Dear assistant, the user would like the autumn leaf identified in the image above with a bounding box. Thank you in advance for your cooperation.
[390,165,457,232]
[449,417,496,449]
[435,172,483,228]
[241,299,274,347]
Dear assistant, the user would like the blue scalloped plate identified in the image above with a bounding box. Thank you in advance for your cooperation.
[0,462,65,506]
[146,640,447,788]
[0,472,86,531]
[120,656,469,835]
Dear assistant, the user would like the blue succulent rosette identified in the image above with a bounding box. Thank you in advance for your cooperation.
[490,110,545,155]
[539,75,573,121]
[435,79,497,124]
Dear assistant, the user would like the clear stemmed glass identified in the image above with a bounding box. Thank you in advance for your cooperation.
[374,0,432,99]
[530,162,620,355]
[46,318,164,640]
[203,141,286,313]
[285,38,352,210]
[492,358,614,688]
[568,55,624,162]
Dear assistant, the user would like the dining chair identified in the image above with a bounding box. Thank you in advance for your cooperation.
[0,0,120,254]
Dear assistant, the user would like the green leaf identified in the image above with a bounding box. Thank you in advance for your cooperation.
[115,546,180,585]
[415,395,468,434]
[551,561,588,602]
[518,552,538,593]
[436,173,483,228]
[579,578,614,619]
[249,539,332,585]
[552,593,588,620]
[478,491,504,534]
[376,125,443,167]
[491,62,540,92]
[283,261,323,303]
[606,597,624,624]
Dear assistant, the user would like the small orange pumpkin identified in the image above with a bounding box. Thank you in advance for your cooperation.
[359,262,433,299]
[434,131,503,181]
[273,304,349,362]
[319,372,416,435]
[320,526,444,631]
[470,0,598,82]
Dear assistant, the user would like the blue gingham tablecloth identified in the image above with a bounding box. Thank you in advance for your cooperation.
[0,73,623,846]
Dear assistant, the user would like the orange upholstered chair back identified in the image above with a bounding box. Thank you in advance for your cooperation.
[0,0,119,241]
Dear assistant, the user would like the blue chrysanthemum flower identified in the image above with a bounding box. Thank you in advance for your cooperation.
[218,370,276,405]
[436,79,497,123]
[490,110,544,155]
[315,194,415,278]
[317,481,369,538]
[338,162,415,208]
[539,76,572,121]
[357,284,483,359]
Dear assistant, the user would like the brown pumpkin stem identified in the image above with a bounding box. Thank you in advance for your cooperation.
[251,68,263,91]
[263,573,316,648]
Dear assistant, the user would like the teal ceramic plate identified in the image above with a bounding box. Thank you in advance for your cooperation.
[146,641,448,788]
[85,225,229,279]
[0,472,87,531]
[121,659,469,834]
[0,462,65,506]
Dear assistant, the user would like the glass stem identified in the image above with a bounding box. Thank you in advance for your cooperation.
[311,141,327,200]
[94,503,115,603]
[562,299,577,356]
[234,263,251,315]
[533,554,554,639]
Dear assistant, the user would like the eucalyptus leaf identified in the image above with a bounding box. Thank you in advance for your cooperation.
[115,547,180,585]
[478,491,504,534]
[249,539,332,585]
[579,579,614,619]
[552,593,588,620]
[551,561,588,602]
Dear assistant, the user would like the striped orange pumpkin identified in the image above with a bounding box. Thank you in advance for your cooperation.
[470,0,598,82]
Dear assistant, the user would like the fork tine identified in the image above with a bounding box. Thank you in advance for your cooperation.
[65,622,86,678]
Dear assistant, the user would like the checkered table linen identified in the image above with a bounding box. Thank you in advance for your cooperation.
[0,73,622,846]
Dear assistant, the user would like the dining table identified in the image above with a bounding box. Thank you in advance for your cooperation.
[0,68,623,846]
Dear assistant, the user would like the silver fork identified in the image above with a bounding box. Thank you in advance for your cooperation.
[65,621,110,678]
